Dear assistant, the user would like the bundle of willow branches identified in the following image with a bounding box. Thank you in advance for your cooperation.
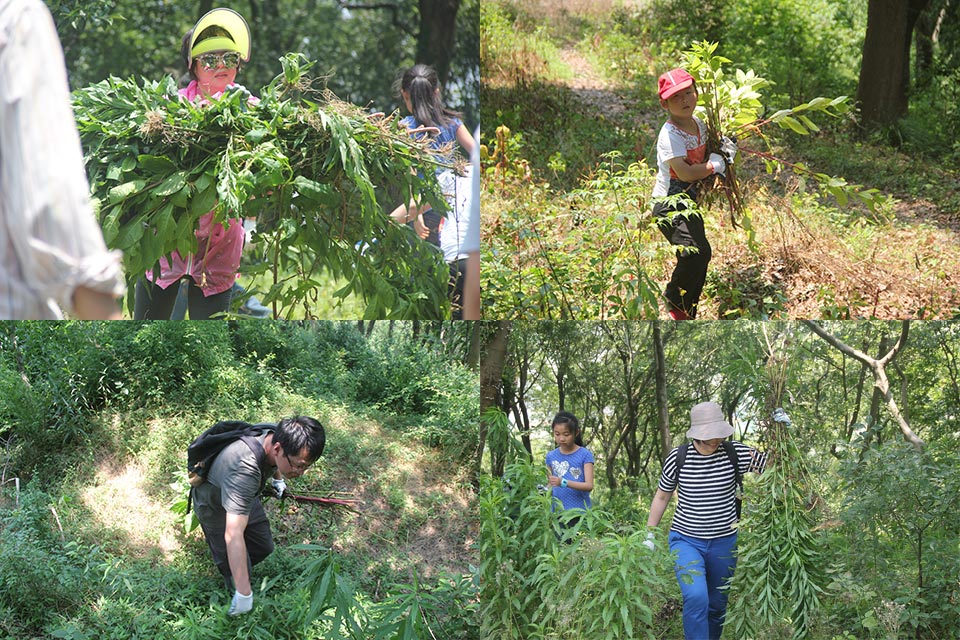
[73,54,452,318]
[725,329,827,640]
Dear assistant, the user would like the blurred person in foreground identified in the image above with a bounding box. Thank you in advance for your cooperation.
[0,0,124,319]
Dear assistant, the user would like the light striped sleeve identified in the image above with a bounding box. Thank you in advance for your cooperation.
[0,0,124,319]
[657,446,680,493]
[734,441,768,474]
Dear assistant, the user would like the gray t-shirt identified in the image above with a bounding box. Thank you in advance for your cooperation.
[194,431,275,516]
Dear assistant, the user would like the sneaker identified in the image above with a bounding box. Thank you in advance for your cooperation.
[239,294,271,318]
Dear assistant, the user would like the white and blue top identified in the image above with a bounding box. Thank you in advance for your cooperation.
[545,446,594,511]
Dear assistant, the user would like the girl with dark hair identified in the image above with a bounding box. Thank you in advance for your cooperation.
[388,64,477,317]
[545,411,594,512]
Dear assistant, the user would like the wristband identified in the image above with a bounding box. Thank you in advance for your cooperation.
[560,478,568,488]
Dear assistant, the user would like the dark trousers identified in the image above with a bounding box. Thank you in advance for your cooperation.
[654,201,712,318]
[134,278,232,320]
[194,495,275,587]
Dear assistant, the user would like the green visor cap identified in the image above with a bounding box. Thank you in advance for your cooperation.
[189,8,251,63]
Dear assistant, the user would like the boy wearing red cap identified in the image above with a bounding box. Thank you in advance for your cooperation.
[651,69,727,320]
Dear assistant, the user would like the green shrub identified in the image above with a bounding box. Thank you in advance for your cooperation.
[0,485,91,633]
[480,461,674,639]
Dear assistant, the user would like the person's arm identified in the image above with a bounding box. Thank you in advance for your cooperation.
[224,512,252,595]
[666,156,717,183]
[455,123,476,156]
[72,286,122,320]
[388,200,431,239]
[646,488,674,527]
[2,1,125,317]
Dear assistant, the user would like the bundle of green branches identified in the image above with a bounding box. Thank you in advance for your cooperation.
[724,332,826,639]
[73,54,452,318]
[681,41,886,242]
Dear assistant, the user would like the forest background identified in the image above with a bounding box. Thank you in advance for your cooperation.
[481,0,960,320]
[478,320,960,639]
[0,320,480,639]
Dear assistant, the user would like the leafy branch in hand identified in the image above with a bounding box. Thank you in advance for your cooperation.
[681,41,889,233]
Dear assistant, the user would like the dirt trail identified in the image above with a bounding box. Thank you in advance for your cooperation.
[559,46,631,117]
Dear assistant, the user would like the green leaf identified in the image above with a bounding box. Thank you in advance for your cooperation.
[797,115,820,132]
[137,154,177,173]
[191,181,218,216]
[779,116,808,135]
[154,202,176,239]
[107,180,146,204]
[154,171,188,197]
[113,214,145,250]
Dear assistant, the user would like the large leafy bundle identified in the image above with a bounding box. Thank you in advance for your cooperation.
[73,54,451,318]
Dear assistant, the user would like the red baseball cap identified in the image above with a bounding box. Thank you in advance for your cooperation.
[658,68,695,100]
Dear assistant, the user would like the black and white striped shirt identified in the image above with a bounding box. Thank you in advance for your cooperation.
[657,441,767,539]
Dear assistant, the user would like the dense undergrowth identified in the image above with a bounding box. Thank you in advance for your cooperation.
[481,0,960,320]
[480,416,960,639]
[0,321,479,639]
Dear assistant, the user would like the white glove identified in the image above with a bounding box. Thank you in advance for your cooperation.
[720,135,738,164]
[271,478,287,499]
[708,153,726,176]
[772,407,792,426]
[229,590,253,616]
[642,531,656,551]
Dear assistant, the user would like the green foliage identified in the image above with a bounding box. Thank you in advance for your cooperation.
[836,441,960,637]
[483,152,662,319]
[724,427,827,639]
[73,55,451,318]
[480,461,673,639]
[719,0,864,104]
[0,484,97,634]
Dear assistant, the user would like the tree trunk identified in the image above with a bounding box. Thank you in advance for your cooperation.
[652,321,671,462]
[477,321,511,484]
[197,0,215,20]
[416,0,461,86]
[803,321,924,449]
[857,0,930,131]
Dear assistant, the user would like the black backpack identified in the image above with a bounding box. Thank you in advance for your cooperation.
[186,420,275,511]
[674,441,744,519]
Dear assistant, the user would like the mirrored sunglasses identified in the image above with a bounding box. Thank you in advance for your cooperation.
[197,52,241,71]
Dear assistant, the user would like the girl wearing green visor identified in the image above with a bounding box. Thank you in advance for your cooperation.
[134,8,257,319]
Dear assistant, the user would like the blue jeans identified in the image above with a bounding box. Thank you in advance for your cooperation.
[669,530,738,640]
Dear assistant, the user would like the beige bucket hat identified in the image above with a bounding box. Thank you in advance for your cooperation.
[686,401,734,440]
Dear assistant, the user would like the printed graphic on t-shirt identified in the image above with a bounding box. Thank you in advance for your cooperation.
[551,459,583,480]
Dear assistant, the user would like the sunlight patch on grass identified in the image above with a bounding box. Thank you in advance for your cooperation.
[79,457,180,561]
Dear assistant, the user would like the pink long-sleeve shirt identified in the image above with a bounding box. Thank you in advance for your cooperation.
[145,80,257,296]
